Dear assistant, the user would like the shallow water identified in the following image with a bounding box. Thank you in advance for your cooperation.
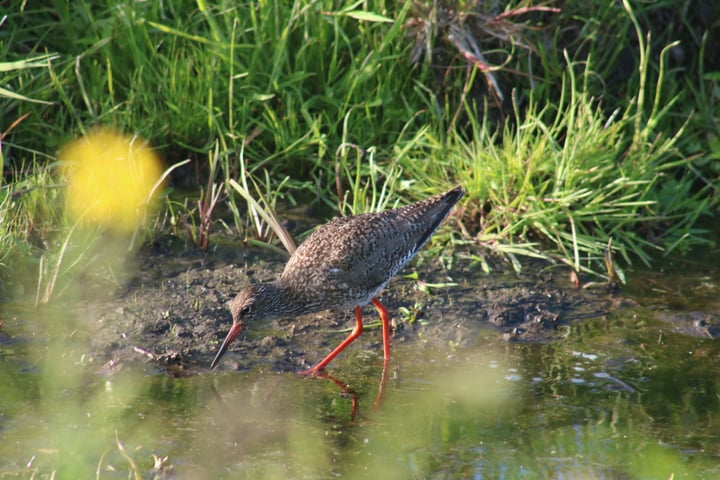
[2,254,719,479]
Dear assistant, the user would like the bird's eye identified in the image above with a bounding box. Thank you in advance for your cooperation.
[240,305,253,316]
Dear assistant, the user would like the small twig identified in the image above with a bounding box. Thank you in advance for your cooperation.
[0,112,31,141]
[493,6,561,22]
[114,431,142,480]
[96,448,112,480]
[133,346,156,359]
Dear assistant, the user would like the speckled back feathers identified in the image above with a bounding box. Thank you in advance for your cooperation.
[230,186,464,324]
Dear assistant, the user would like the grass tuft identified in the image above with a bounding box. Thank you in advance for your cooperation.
[1,0,718,287]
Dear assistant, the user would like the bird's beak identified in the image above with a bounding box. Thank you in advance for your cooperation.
[210,321,243,369]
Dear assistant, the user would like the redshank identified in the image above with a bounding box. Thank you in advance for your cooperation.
[211,185,464,373]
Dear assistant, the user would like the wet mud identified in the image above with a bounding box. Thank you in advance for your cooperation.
[73,233,631,377]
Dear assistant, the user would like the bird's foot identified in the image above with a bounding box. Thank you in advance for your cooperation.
[298,366,325,377]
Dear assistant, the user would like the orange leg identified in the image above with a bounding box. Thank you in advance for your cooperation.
[371,298,392,409]
[313,371,359,421]
[371,298,392,362]
[373,355,390,409]
[300,306,364,375]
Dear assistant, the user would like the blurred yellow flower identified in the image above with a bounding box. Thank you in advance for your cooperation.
[60,128,164,233]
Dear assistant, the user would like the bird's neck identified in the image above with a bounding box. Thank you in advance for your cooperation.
[267,279,318,316]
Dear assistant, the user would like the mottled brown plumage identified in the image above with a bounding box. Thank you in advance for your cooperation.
[211,186,464,372]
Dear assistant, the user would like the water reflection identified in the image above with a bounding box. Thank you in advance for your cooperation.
[3,284,720,478]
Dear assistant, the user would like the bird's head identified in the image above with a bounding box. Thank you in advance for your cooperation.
[210,284,279,369]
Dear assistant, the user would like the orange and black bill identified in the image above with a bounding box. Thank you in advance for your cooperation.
[210,321,243,369]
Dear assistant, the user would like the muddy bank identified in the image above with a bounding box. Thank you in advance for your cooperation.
[66,233,631,376]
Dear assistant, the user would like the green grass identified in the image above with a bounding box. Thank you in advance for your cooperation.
[400,40,713,277]
[1,0,719,295]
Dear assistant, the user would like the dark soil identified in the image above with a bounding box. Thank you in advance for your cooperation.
[77,233,627,377]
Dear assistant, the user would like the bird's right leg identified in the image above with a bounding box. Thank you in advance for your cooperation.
[299,305,364,375]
